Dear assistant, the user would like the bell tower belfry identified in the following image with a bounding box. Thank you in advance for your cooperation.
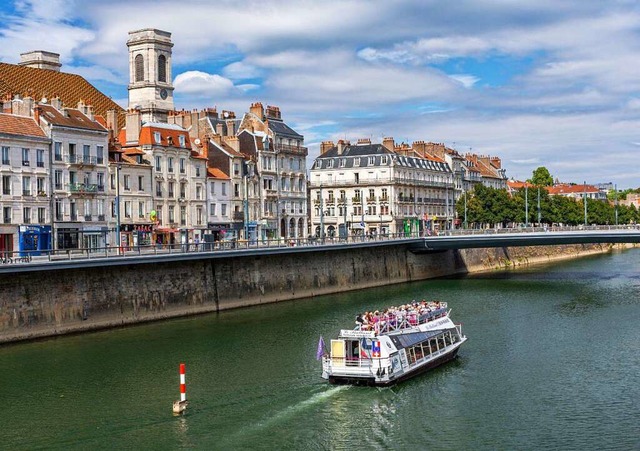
[127,28,174,123]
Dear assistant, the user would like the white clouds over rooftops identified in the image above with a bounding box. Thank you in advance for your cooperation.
[1,0,640,186]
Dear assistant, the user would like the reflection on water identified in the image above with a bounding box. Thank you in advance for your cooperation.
[1,250,640,449]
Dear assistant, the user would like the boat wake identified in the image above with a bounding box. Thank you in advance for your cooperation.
[227,385,350,441]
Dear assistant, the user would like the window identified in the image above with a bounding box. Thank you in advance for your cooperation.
[110,173,115,190]
[196,185,202,200]
[327,159,333,168]
[70,201,77,221]
[3,207,11,224]
[69,171,77,185]
[234,163,239,176]
[180,206,186,226]
[55,200,63,221]
[83,145,90,163]
[210,182,215,195]
[381,156,388,165]
[154,132,161,144]
[84,199,91,220]
[123,175,130,191]
[210,203,216,215]
[2,146,9,165]
[124,201,131,218]
[2,175,10,195]
[156,181,162,197]
[36,149,45,167]
[168,158,174,173]
[37,177,45,195]
[158,54,167,82]
[168,181,174,198]
[155,156,162,171]
[54,142,62,161]
[38,207,45,224]
[138,176,144,191]
[22,148,30,166]
[368,156,375,165]
[180,183,186,198]
[135,54,144,82]
[22,176,31,196]
[97,173,105,191]
[96,146,104,164]
[54,170,63,190]
[234,183,240,197]
[339,158,345,168]
[179,135,186,148]
[138,201,145,218]
[221,204,227,216]
[221,182,227,196]
[196,207,203,225]
[180,158,185,173]
[168,205,175,223]
[196,165,200,177]
[156,206,162,225]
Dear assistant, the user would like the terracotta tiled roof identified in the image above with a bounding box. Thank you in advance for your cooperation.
[547,184,599,195]
[38,104,106,132]
[0,112,47,138]
[507,180,535,190]
[0,62,124,127]
[207,167,229,179]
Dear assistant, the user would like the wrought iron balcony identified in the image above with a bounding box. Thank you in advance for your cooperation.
[68,183,98,194]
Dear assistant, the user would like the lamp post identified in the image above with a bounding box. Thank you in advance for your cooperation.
[525,183,529,227]
[464,189,468,230]
[583,180,587,226]
[537,186,541,225]
[319,187,325,244]
[115,163,121,255]
[615,183,618,226]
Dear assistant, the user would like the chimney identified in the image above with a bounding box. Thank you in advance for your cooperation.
[265,105,281,120]
[33,105,42,124]
[382,137,395,151]
[226,119,235,136]
[337,140,346,156]
[250,102,264,120]
[320,141,335,155]
[125,109,141,143]
[357,138,371,146]
[51,96,63,111]
[225,136,240,152]
[216,123,224,136]
[412,140,426,158]
[19,50,62,72]
[490,156,501,169]
[106,109,119,140]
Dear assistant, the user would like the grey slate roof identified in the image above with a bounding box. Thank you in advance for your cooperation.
[268,119,303,139]
[313,143,452,173]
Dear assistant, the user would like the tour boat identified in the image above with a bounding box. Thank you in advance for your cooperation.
[320,302,467,386]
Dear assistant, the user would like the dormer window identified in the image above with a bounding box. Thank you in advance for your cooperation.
[381,156,388,164]
[154,132,161,144]
[179,135,186,147]
[339,158,346,168]
[369,156,375,165]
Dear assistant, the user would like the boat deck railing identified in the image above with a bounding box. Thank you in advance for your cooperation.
[356,304,448,335]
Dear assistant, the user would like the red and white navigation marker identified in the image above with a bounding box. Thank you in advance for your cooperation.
[172,363,189,414]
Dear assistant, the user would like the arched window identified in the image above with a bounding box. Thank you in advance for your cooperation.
[158,54,167,83]
[135,54,144,82]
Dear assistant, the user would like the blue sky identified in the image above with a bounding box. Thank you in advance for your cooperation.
[1,0,639,187]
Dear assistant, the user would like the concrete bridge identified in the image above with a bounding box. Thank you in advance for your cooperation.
[409,228,640,252]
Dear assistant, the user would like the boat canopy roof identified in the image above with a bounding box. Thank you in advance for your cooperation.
[391,329,445,348]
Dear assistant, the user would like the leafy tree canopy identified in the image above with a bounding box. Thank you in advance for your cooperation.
[527,166,554,186]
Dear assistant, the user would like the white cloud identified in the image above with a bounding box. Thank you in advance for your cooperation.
[449,74,480,88]
[173,71,236,96]
[222,61,261,80]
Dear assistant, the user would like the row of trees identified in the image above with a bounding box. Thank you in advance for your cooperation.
[456,184,639,228]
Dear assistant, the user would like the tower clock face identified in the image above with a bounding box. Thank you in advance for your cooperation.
[160,89,168,100]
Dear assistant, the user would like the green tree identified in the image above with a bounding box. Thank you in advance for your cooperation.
[528,167,554,186]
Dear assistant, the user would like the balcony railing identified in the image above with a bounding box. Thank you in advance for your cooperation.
[65,155,97,165]
[273,143,308,156]
[84,215,92,221]
[98,215,105,221]
[69,183,98,193]
[233,211,244,220]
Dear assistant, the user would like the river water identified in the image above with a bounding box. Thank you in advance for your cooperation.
[1,249,639,450]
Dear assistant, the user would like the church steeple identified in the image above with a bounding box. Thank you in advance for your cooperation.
[127,28,174,123]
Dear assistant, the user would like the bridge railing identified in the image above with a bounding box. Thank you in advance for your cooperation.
[1,224,638,266]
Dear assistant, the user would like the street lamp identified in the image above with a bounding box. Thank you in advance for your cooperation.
[615,183,618,226]
[537,187,541,225]
[115,163,121,254]
[464,189,468,230]
[319,185,324,243]
[583,180,587,226]
[525,183,529,227]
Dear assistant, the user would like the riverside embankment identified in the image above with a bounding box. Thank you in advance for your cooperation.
[0,242,628,343]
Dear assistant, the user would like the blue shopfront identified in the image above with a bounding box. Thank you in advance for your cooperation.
[19,225,52,256]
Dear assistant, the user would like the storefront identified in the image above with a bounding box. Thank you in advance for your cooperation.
[82,226,108,251]
[57,226,80,250]
[120,224,153,250]
[0,225,15,256]
[153,226,178,248]
[18,225,51,256]
[207,223,233,242]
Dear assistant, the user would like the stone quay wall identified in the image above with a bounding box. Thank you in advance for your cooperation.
[0,242,623,343]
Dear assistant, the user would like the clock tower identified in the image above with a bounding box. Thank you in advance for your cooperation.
[127,28,174,123]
